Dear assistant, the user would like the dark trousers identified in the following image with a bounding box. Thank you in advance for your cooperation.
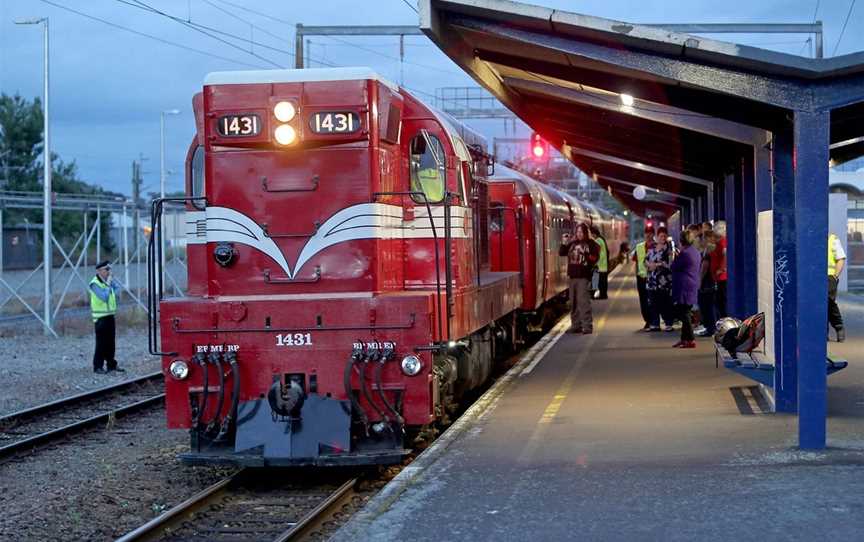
[715,280,728,318]
[636,276,650,325]
[597,272,609,299]
[677,304,694,342]
[93,315,117,371]
[698,288,717,333]
[829,275,844,331]
[648,289,674,327]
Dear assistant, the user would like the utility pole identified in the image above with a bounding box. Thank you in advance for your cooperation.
[131,159,141,258]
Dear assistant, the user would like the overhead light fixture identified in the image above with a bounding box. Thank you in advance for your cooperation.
[620,93,635,107]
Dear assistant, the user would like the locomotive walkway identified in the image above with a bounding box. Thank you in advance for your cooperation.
[335,269,864,541]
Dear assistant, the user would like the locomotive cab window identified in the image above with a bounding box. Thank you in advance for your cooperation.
[190,145,205,210]
[409,131,445,204]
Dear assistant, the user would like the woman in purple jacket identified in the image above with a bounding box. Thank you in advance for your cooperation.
[671,230,701,348]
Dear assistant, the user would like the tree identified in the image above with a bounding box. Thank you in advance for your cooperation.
[0,93,122,254]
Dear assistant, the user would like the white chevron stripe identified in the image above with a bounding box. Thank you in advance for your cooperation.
[186,204,472,279]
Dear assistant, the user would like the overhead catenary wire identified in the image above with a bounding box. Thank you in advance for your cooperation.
[400,0,419,14]
[200,0,286,43]
[122,0,285,68]
[36,0,267,69]
[832,0,858,56]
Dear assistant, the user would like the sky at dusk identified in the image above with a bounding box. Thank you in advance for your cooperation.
[0,0,860,196]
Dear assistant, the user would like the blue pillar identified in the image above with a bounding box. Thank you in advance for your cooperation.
[739,154,758,316]
[724,174,740,317]
[793,110,829,449]
[772,124,798,414]
[756,144,772,213]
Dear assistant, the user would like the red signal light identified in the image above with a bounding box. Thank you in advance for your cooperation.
[530,132,547,160]
[532,144,545,158]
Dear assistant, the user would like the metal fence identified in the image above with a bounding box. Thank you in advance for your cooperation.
[0,191,188,335]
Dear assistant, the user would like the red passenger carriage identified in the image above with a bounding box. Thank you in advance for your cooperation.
[149,68,627,466]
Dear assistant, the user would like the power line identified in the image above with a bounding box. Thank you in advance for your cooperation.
[833,0,858,56]
[210,0,295,26]
[401,0,419,14]
[812,0,821,22]
[205,0,460,76]
[125,0,284,68]
[200,0,285,43]
[36,0,267,69]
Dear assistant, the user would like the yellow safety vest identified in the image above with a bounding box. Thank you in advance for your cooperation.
[828,233,838,276]
[597,237,608,273]
[416,168,444,202]
[636,241,647,278]
[89,277,117,322]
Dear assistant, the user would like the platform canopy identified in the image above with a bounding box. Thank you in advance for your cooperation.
[420,0,864,218]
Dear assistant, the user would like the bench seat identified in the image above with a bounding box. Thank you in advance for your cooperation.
[715,344,847,387]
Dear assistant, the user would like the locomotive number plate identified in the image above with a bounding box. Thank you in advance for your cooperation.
[309,111,361,134]
[217,114,261,137]
[276,333,313,347]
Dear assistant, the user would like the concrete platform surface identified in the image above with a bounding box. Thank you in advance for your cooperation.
[335,270,864,542]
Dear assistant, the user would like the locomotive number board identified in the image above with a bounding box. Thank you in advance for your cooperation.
[216,114,262,137]
[309,111,361,134]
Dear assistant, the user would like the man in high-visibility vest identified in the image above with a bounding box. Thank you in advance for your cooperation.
[631,226,654,330]
[90,261,124,373]
[828,233,846,342]
[590,226,609,299]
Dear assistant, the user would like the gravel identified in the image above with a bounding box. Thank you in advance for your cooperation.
[1,321,159,415]
[0,408,236,541]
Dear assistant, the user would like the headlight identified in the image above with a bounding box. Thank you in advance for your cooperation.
[274,124,297,145]
[169,360,189,380]
[400,355,422,376]
[273,101,297,122]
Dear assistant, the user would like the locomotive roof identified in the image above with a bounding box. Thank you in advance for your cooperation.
[204,67,400,93]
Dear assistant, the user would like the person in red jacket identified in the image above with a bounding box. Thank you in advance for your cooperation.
[560,223,600,334]
[710,221,728,318]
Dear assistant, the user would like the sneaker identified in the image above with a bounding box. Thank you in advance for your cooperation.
[672,341,684,348]
[664,325,675,332]
[695,329,713,337]
[693,325,707,335]
[680,341,696,349]
[641,324,652,332]
[108,366,126,373]
[648,326,661,332]
[94,368,108,374]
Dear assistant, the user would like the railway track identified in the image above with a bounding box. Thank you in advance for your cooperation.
[116,470,358,542]
[0,371,164,459]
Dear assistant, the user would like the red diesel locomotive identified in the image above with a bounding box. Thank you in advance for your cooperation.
[148,67,627,466]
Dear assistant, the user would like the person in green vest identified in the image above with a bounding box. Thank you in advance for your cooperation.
[828,232,846,342]
[631,225,654,331]
[590,226,609,299]
[90,260,124,374]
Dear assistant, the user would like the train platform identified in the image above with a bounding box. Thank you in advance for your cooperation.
[335,269,864,541]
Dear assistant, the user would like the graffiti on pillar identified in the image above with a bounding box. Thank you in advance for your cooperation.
[774,250,792,390]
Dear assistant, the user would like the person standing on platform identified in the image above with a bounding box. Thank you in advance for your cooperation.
[828,232,846,342]
[646,227,675,332]
[591,226,609,300]
[711,221,728,318]
[560,223,600,334]
[695,231,718,337]
[89,261,125,374]
[632,226,654,331]
[671,230,701,348]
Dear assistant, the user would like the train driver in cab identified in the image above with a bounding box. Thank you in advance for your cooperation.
[560,223,600,334]
[409,131,446,202]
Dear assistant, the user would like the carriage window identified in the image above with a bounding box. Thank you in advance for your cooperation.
[490,202,505,232]
[409,131,445,204]
[190,145,205,210]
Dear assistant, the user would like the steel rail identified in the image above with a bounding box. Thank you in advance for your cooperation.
[274,477,358,541]
[115,473,358,542]
[0,371,164,459]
